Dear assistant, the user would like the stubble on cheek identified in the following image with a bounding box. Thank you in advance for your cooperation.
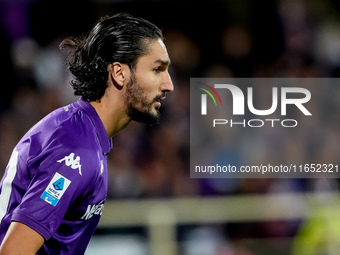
[125,80,150,112]
[124,79,161,126]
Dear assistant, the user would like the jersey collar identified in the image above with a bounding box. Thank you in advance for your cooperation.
[76,98,113,156]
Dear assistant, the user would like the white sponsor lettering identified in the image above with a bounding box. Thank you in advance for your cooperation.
[100,160,104,175]
[81,200,105,220]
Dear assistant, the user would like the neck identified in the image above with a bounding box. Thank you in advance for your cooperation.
[90,95,131,138]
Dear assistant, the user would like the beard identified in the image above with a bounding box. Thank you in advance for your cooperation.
[125,73,162,126]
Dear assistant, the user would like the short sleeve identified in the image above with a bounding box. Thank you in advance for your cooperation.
[12,131,99,240]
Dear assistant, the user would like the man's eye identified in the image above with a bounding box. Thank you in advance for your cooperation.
[153,67,161,73]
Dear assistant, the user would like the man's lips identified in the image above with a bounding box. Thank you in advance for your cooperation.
[154,94,166,107]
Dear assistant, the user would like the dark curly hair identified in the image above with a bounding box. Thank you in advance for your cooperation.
[59,13,163,101]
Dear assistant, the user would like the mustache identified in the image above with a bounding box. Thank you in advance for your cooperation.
[153,93,166,102]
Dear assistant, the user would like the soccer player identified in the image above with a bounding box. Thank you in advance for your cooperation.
[0,13,173,254]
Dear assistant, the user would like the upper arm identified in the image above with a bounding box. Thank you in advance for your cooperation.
[0,221,44,255]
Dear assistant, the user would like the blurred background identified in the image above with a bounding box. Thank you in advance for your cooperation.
[2,0,340,254]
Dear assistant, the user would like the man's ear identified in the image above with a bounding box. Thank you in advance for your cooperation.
[108,62,130,87]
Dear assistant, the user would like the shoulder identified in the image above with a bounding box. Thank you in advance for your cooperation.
[25,102,97,150]
[19,102,102,181]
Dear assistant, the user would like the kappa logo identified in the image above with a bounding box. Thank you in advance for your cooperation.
[57,153,82,175]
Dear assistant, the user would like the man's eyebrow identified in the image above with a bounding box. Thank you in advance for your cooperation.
[154,59,171,66]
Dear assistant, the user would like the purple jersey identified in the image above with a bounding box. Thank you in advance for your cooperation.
[0,98,112,254]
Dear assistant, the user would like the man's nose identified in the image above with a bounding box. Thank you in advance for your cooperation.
[160,71,174,93]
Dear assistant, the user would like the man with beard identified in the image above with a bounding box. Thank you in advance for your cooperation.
[0,13,173,254]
